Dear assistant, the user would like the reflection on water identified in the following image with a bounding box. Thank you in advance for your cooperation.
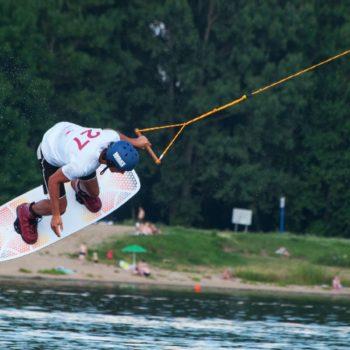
[0,285,349,349]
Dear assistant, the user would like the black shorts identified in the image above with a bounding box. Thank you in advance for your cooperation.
[38,149,96,198]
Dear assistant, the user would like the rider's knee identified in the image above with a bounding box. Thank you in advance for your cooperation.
[81,183,99,198]
[88,188,100,198]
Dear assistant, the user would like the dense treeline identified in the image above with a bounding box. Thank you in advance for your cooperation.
[0,1,349,236]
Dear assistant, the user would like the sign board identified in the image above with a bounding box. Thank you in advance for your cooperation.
[232,208,253,226]
[280,197,286,208]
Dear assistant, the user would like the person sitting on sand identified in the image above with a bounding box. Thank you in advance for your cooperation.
[222,268,234,280]
[332,275,342,290]
[92,251,99,264]
[148,222,161,234]
[137,222,161,235]
[78,243,87,261]
[137,222,153,235]
[135,260,151,277]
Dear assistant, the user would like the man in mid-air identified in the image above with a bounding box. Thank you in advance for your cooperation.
[14,121,150,244]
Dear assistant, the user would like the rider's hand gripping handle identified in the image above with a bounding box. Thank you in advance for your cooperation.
[135,129,161,165]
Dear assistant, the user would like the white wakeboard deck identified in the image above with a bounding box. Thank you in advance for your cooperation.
[0,166,140,262]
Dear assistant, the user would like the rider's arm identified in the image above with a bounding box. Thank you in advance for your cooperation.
[118,132,150,149]
[48,169,70,216]
[48,169,70,236]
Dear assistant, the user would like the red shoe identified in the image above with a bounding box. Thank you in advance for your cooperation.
[14,203,40,244]
[71,181,102,213]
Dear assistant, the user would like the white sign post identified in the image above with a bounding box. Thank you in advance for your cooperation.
[232,208,253,232]
[279,196,286,233]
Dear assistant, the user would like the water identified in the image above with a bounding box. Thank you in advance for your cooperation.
[0,285,349,349]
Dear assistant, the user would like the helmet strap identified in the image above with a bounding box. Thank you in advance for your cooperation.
[99,147,111,175]
[100,165,109,175]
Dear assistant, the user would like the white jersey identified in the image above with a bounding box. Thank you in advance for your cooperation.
[40,122,120,180]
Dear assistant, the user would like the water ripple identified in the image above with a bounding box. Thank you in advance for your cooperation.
[0,287,349,349]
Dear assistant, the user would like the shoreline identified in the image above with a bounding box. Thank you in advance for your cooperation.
[1,271,349,300]
[1,224,349,299]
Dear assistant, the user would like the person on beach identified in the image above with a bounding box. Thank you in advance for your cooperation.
[78,243,88,261]
[135,206,146,234]
[137,206,145,223]
[135,260,151,277]
[137,221,161,235]
[14,121,150,244]
[332,275,342,290]
[92,251,99,264]
[221,268,234,280]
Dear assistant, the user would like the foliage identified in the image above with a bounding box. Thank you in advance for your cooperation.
[0,1,350,236]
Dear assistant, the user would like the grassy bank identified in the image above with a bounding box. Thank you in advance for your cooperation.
[91,226,350,287]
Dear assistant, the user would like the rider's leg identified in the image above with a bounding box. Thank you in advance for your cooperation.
[71,172,102,213]
[74,176,100,198]
[31,197,67,216]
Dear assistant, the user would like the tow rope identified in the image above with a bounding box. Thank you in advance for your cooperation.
[135,49,350,164]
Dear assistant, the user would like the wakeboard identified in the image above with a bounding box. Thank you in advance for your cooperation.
[0,167,140,262]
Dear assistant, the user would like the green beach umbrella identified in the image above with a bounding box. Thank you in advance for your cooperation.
[122,245,147,265]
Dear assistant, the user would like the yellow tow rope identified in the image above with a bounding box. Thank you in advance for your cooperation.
[136,49,350,164]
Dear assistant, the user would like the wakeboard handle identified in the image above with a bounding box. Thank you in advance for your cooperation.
[135,128,161,164]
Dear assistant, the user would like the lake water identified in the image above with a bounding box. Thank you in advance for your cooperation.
[0,284,349,349]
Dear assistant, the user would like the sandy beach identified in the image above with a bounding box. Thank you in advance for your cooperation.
[1,223,349,297]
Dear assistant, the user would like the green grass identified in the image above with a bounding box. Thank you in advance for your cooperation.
[19,268,32,274]
[92,226,350,287]
[95,227,247,268]
[236,263,334,286]
[38,268,66,275]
